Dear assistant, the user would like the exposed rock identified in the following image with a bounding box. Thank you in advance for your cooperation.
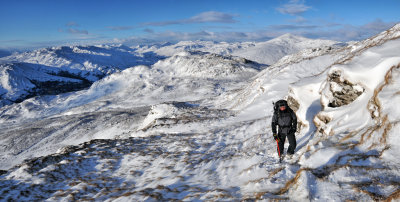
[287,96,300,112]
[313,112,333,135]
[326,70,364,108]
[316,113,332,124]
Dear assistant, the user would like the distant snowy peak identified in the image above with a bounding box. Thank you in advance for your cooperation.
[134,40,248,58]
[268,33,308,43]
[136,35,338,65]
[153,51,260,78]
[233,34,338,65]
[2,44,160,72]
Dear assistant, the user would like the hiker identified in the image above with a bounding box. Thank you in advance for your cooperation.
[271,100,297,161]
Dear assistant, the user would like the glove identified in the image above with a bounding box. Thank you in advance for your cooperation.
[273,133,279,142]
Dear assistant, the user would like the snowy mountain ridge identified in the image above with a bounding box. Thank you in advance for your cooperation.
[0,35,336,107]
[134,34,339,65]
[153,51,261,78]
[1,25,400,201]
[0,44,163,107]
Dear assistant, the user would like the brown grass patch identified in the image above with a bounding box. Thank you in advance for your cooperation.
[386,188,400,201]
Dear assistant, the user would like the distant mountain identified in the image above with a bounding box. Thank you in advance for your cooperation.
[153,51,261,78]
[135,34,340,65]
[0,45,164,106]
[0,35,337,107]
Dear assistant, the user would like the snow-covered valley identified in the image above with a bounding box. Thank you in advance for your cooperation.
[0,25,400,201]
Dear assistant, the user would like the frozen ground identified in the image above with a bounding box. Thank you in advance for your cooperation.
[0,27,399,201]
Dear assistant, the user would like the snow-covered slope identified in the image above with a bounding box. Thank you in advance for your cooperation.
[0,51,261,170]
[215,23,400,200]
[0,45,163,106]
[1,25,400,201]
[287,25,400,200]
[0,35,337,107]
[153,51,261,78]
[2,45,161,71]
[0,62,92,106]
[135,34,339,65]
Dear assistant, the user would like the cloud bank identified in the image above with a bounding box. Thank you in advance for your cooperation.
[66,28,89,35]
[107,26,135,31]
[66,22,79,27]
[277,0,311,15]
[143,11,237,26]
[119,19,397,45]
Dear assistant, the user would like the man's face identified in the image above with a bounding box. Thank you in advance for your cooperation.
[279,105,286,111]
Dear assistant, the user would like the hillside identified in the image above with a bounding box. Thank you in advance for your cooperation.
[0,45,163,107]
[0,35,336,107]
[1,25,400,201]
[0,50,261,170]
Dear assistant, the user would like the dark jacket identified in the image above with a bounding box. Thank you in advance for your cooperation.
[271,105,297,135]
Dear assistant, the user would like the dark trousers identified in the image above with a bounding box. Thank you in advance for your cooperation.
[277,132,296,155]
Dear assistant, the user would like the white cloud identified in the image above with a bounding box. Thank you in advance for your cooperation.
[142,11,237,26]
[66,28,89,35]
[58,28,89,35]
[143,28,154,33]
[277,0,311,15]
[60,22,88,35]
[188,11,237,23]
[107,26,135,31]
[292,16,308,23]
[269,24,319,30]
[66,21,79,27]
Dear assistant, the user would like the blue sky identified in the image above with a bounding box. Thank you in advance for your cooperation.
[1,0,399,49]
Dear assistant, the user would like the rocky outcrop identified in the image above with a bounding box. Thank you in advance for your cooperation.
[322,70,364,108]
[287,95,300,112]
[313,112,333,135]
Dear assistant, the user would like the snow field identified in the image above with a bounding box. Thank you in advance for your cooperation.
[1,25,400,200]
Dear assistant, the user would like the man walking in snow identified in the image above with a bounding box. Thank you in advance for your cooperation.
[271,100,297,161]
